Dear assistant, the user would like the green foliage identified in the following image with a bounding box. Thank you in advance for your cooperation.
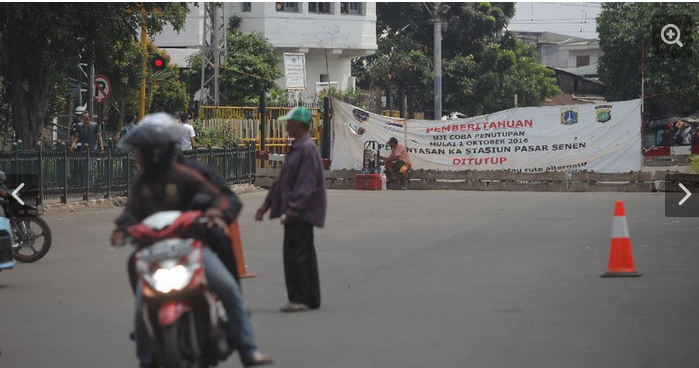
[690,156,699,174]
[358,35,433,90]
[191,120,240,147]
[444,38,560,116]
[354,2,558,117]
[0,3,188,147]
[185,26,282,105]
[268,87,292,105]
[597,3,699,118]
[98,39,146,130]
[375,3,515,59]
[0,77,9,138]
[317,87,366,109]
[148,60,189,115]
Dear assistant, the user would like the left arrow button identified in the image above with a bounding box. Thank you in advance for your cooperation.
[12,183,24,205]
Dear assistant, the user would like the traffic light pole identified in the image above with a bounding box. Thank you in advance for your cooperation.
[433,6,442,120]
[139,7,147,120]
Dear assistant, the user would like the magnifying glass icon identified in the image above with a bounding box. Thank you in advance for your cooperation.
[661,24,684,47]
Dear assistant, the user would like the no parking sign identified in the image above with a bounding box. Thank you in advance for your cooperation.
[93,75,112,103]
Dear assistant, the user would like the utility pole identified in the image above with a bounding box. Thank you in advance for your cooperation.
[139,6,147,120]
[428,2,450,120]
[200,3,226,106]
[434,8,442,120]
[89,63,95,119]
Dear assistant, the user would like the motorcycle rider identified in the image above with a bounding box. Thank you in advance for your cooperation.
[110,113,272,368]
[125,151,244,294]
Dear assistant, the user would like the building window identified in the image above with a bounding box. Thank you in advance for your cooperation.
[341,2,363,15]
[276,2,299,12]
[576,55,590,67]
[242,2,252,12]
[309,2,332,14]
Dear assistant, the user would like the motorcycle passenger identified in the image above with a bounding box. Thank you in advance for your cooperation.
[110,113,272,368]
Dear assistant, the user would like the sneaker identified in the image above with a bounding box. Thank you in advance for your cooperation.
[243,351,274,367]
[279,302,310,313]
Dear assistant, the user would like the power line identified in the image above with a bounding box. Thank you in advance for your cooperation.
[646,85,699,99]
[514,18,599,21]
[510,21,596,25]
[544,2,602,8]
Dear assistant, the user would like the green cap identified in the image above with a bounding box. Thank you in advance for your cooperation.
[279,107,312,124]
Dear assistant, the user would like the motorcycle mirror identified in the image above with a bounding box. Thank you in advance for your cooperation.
[190,193,214,211]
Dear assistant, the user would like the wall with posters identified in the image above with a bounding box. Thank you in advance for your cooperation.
[330,99,642,173]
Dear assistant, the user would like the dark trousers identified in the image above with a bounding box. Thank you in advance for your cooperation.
[283,220,320,309]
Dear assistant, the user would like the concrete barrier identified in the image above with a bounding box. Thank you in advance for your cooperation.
[644,155,691,166]
[255,169,667,192]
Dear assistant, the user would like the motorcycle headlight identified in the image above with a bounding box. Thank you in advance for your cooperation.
[152,264,193,293]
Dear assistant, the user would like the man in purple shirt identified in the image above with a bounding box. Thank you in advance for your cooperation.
[255,107,327,313]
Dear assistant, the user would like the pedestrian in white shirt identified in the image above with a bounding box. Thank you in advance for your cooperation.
[180,112,196,150]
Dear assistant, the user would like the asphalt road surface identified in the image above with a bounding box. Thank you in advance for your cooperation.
[1,190,698,368]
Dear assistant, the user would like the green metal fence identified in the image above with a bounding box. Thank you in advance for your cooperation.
[0,143,257,205]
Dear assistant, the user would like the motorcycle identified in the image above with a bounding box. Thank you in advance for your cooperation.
[127,209,233,368]
[0,205,15,272]
[0,171,52,263]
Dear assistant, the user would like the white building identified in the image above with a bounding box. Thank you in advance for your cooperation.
[155,2,378,98]
[513,31,601,69]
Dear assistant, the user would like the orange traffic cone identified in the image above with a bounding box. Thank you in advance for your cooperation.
[601,201,641,277]
[228,220,256,279]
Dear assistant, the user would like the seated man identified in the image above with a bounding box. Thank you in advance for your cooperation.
[380,137,412,190]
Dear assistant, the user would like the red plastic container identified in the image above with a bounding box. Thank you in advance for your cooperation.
[355,174,381,190]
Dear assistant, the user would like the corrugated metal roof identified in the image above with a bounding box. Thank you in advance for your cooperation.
[559,63,598,76]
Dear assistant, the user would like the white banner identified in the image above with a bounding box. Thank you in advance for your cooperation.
[283,53,306,90]
[330,99,642,173]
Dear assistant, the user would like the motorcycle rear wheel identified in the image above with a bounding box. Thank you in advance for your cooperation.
[11,217,52,263]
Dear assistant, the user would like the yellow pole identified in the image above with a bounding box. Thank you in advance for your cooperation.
[139,7,147,120]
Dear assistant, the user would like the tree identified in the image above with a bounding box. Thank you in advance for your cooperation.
[185,18,282,105]
[443,35,560,116]
[148,59,190,115]
[353,34,433,106]
[0,3,188,147]
[597,2,699,118]
[95,39,146,131]
[354,2,558,117]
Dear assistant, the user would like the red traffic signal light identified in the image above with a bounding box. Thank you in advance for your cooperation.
[150,55,167,71]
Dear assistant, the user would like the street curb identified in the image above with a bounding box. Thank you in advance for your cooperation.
[39,184,266,214]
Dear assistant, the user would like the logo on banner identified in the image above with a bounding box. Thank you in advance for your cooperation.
[561,108,579,125]
[352,108,369,122]
[595,105,612,123]
[383,119,405,132]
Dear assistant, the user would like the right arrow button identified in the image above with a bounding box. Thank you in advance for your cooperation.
[679,183,692,206]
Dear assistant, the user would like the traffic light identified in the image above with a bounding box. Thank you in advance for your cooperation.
[150,54,167,71]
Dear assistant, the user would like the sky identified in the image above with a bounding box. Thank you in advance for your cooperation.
[509,2,603,39]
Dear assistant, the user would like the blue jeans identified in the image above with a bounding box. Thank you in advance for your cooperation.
[135,247,258,366]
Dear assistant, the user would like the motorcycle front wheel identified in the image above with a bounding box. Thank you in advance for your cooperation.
[11,217,52,263]
[161,315,208,368]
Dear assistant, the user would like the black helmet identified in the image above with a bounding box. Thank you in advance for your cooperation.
[118,113,181,169]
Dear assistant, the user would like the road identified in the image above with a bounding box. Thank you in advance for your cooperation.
[1,190,698,368]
